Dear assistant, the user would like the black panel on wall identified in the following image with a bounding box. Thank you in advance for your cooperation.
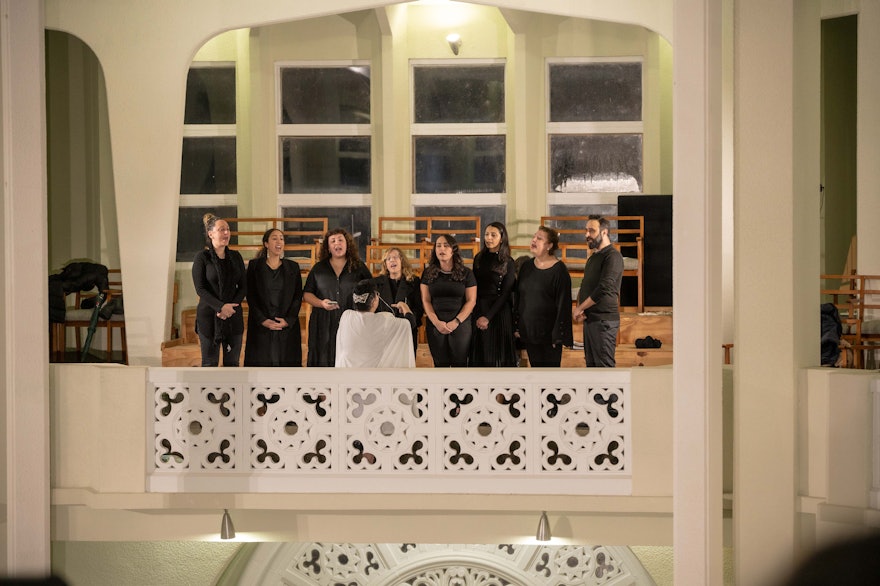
[617,195,672,308]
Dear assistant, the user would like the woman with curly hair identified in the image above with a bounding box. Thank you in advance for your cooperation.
[302,228,371,366]
[470,221,518,367]
[374,247,423,356]
[420,234,477,367]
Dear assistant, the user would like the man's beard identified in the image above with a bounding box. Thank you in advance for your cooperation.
[587,237,600,250]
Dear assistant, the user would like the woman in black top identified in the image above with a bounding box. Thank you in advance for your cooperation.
[470,222,518,367]
[374,247,423,355]
[420,234,477,367]
[243,228,303,367]
[192,213,247,367]
[302,228,371,366]
[515,227,573,367]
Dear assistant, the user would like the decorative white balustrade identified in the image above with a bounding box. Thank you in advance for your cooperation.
[148,368,632,494]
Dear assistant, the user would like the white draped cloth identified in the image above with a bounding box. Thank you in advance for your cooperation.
[335,310,416,368]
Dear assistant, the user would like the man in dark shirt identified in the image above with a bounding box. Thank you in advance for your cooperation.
[573,215,623,367]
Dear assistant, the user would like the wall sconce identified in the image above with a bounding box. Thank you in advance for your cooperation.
[536,511,551,541]
[220,509,236,540]
[446,33,462,55]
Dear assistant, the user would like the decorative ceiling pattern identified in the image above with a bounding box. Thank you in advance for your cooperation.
[230,542,656,585]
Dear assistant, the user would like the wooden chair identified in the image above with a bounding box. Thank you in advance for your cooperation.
[821,273,868,368]
[541,215,645,312]
[62,268,127,363]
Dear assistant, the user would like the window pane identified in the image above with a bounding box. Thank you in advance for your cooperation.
[180,137,237,194]
[280,67,371,124]
[184,67,236,124]
[414,65,504,123]
[176,205,238,262]
[280,137,371,194]
[280,205,372,261]
[549,63,641,122]
[550,134,642,193]
[414,136,505,193]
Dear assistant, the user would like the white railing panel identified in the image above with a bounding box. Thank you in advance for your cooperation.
[148,368,632,495]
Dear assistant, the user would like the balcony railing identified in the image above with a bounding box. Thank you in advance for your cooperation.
[148,368,633,495]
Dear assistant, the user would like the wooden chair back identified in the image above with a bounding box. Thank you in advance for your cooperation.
[223,216,327,273]
[377,216,481,244]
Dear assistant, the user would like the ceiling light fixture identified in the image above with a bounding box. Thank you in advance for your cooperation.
[536,511,551,541]
[220,509,236,540]
[446,33,462,56]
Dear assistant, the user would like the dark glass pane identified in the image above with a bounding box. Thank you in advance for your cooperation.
[280,137,371,194]
[549,134,642,193]
[414,136,505,193]
[184,67,236,124]
[280,67,371,124]
[280,205,372,261]
[549,63,641,122]
[176,205,238,262]
[180,137,237,194]
[414,65,504,123]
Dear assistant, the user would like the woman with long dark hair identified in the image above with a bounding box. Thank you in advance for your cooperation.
[470,221,518,367]
[514,226,573,367]
[191,213,247,366]
[302,228,371,366]
[243,228,303,367]
[420,234,477,367]
[374,247,423,356]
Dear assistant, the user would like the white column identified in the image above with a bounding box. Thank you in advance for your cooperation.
[734,0,817,582]
[857,0,880,273]
[672,0,724,583]
[0,0,51,575]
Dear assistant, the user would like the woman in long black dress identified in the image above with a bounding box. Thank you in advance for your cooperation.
[420,234,477,367]
[302,228,371,366]
[192,213,247,367]
[374,247,423,356]
[470,222,518,366]
[243,228,303,367]
[515,226,573,367]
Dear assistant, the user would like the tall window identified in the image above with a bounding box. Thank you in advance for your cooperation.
[277,63,372,257]
[411,60,507,231]
[176,63,237,262]
[547,59,643,203]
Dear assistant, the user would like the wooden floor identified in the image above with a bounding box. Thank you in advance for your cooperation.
[161,309,673,368]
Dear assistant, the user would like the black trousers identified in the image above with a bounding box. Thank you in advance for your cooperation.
[583,319,619,367]
[198,333,243,367]
[524,343,563,367]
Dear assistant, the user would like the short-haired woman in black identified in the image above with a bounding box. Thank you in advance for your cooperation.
[515,226,573,367]
[302,228,371,366]
[243,228,303,367]
[192,213,247,366]
[420,234,477,367]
